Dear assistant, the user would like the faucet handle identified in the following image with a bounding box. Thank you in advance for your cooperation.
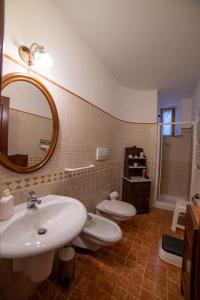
[28,191,37,199]
[26,191,41,208]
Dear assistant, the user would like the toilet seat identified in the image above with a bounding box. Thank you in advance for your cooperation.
[96,200,137,217]
[83,213,122,243]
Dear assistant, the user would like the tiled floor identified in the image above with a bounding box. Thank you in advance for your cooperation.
[32,208,184,300]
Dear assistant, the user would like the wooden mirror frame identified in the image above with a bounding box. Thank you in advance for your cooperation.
[0,73,59,173]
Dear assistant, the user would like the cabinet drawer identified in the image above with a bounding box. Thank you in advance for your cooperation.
[185,209,196,244]
[129,182,151,195]
[122,179,151,213]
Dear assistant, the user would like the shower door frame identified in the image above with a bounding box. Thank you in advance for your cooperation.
[154,121,195,208]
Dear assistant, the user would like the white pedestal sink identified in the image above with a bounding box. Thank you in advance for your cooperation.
[0,195,87,281]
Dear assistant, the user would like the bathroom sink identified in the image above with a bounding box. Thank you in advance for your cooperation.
[0,195,87,259]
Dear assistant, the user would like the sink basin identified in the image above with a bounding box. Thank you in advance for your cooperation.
[0,195,87,259]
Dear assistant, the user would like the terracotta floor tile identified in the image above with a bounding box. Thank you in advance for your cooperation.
[146,263,159,273]
[116,275,130,291]
[128,251,138,262]
[53,292,67,300]
[120,266,132,278]
[153,283,167,300]
[168,278,180,288]
[31,208,184,300]
[112,286,129,300]
[168,269,181,283]
[154,276,167,288]
[130,272,143,286]
[101,293,116,300]
[83,267,98,281]
[126,293,140,300]
[167,264,180,273]
[37,280,50,295]
[142,278,155,292]
[37,281,58,300]
[124,259,136,270]
[135,258,146,270]
[132,264,145,277]
[87,285,109,300]
[167,292,183,300]
[140,289,158,300]
[144,269,156,281]
[75,277,91,292]
[128,283,142,297]
[85,283,103,299]
[97,276,116,294]
[59,284,75,298]
[69,287,86,300]
[28,291,42,300]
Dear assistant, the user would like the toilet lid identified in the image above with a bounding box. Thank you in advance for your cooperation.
[100,200,136,217]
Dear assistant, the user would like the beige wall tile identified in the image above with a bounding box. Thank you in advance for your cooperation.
[0,56,158,299]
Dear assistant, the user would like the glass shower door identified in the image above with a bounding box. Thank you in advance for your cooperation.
[157,122,193,208]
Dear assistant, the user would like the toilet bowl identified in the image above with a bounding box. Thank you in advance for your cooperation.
[72,213,122,251]
[96,199,137,222]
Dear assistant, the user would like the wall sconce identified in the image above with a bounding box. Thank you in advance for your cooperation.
[18,43,53,68]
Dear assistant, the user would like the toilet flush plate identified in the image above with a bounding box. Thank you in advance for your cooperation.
[96,147,110,160]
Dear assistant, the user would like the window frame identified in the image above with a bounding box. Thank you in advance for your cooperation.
[161,107,175,136]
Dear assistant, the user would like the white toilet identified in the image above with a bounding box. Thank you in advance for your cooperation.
[96,191,137,222]
[72,212,122,251]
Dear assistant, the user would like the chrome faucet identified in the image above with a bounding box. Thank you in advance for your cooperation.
[26,191,41,208]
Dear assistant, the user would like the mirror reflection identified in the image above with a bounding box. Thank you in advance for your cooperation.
[2,81,53,167]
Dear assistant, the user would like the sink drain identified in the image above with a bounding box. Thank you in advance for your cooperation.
[38,228,47,235]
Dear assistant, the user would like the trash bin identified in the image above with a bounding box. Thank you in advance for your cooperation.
[58,246,75,286]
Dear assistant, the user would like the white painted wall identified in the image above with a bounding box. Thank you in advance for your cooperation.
[118,86,157,123]
[181,98,193,127]
[2,81,52,118]
[3,0,157,123]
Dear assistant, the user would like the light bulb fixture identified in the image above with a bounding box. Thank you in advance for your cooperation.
[18,43,53,67]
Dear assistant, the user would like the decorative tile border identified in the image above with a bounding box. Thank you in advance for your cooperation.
[1,162,125,192]
[1,160,157,193]
[162,160,192,167]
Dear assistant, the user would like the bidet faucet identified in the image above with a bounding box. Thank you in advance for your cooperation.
[87,214,92,222]
[26,191,41,208]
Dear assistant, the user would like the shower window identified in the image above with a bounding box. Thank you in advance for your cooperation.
[161,108,175,136]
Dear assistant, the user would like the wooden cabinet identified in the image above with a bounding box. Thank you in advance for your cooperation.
[181,205,200,300]
[122,146,151,213]
[8,154,28,167]
[122,178,150,213]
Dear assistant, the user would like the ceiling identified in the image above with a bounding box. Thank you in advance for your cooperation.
[58,0,200,96]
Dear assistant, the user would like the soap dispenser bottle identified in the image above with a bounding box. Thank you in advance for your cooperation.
[0,189,14,221]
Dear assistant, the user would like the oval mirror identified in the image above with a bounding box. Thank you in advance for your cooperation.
[0,73,59,173]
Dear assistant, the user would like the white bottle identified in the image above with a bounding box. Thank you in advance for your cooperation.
[0,189,14,221]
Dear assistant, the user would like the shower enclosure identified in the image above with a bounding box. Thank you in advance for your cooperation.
[155,121,194,210]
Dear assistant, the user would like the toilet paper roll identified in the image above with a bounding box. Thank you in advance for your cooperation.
[109,191,119,200]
